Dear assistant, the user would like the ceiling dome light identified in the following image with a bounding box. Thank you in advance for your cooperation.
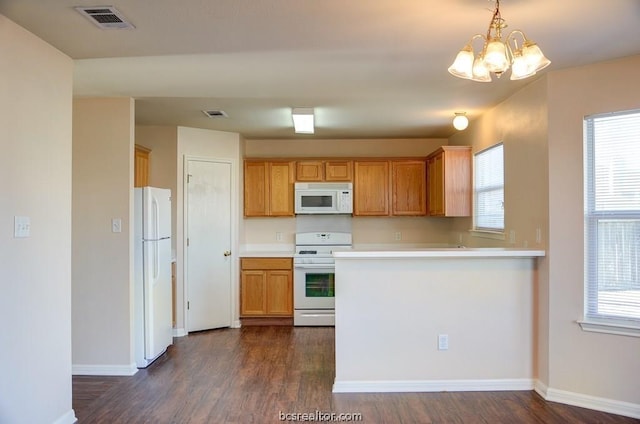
[453,112,469,131]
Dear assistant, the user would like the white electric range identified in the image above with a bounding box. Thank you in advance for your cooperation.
[293,232,352,326]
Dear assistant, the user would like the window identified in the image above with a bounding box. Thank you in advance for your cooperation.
[583,110,640,332]
[474,143,504,232]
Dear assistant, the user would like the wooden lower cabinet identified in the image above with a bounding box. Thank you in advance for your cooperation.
[240,258,293,322]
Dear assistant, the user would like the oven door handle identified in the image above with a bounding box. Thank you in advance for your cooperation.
[294,264,335,270]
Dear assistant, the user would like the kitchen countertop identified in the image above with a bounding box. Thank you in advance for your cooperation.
[239,244,294,258]
[239,251,294,258]
[333,247,545,259]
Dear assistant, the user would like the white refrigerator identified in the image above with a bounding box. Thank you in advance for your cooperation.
[134,186,173,368]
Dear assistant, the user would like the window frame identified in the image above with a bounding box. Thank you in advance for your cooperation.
[580,109,640,337]
[472,142,505,235]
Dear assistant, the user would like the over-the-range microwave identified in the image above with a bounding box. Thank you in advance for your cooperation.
[294,182,353,214]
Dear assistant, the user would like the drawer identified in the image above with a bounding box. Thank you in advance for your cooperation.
[241,257,292,270]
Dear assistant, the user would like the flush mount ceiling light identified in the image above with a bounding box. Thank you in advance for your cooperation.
[453,112,469,130]
[292,108,314,134]
[448,0,550,82]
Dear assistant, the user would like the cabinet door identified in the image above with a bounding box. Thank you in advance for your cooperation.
[354,161,389,216]
[134,145,150,188]
[266,270,293,315]
[442,149,472,216]
[269,162,294,216]
[391,160,426,216]
[427,154,444,216]
[325,160,353,182]
[240,270,267,315]
[244,162,269,217]
[296,161,324,181]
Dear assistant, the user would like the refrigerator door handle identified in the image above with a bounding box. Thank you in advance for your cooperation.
[153,241,159,281]
[152,198,160,240]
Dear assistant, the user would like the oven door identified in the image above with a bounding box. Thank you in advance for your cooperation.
[294,263,335,309]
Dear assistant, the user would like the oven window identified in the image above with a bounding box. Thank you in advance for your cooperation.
[301,195,333,208]
[305,272,335,297]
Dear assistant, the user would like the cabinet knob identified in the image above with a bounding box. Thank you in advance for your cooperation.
[223,250,232,257]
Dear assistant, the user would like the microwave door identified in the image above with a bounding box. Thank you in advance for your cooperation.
[297,191,336,213]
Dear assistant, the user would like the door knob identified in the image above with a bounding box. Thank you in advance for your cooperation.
[223,250,231,257]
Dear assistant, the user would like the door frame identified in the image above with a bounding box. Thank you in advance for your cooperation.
[182,155,239,333]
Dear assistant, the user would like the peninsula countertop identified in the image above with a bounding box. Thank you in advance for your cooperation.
[333,247,545,259]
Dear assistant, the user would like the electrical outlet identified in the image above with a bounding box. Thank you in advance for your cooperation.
[438,334,449,351]
[509,230,516,244]
[536,228,542,244]
[394,232,402,241]
[276,232,283,242]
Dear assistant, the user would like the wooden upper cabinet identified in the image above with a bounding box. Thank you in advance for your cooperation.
[427,154,444,216]
[354,159,426,216]
[134,145,151,187]
[296,161,324,181]
[244,161,294,217]
[244,161,269,217]
[391,160,426,216]
[295,160,353,182]
[354,161,389,216]
[269,162,295,216]
[324,160,353,181]
[426,146,471,217]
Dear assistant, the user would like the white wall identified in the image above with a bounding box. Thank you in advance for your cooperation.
[545,55,640,407]
[448,77,550,384]
[0,14,76,424]
[72,97,136,375]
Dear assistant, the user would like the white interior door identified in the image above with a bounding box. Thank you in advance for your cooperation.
[186,159,232,331]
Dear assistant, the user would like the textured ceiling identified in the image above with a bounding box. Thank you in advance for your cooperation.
[2,0,639,139]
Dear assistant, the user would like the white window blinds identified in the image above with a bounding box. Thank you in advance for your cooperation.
[474,143,504,231]
[584,110,640,324]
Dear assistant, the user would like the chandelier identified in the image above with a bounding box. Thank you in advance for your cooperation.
[448,0,550,82]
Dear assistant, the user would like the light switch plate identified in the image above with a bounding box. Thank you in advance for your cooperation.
[14,216,31,238]
[438,334,449,351]
[111,218,122,233]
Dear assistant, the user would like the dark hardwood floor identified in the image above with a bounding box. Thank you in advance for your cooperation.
[73,327,638,423]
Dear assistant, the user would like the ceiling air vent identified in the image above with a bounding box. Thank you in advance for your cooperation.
[202,110,229,118]
[75,6,135,30]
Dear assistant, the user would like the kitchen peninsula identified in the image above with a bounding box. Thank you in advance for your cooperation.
[332,247,545,393]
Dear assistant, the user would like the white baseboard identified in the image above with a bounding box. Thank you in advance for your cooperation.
[332,378,534,393]
[535,380,640,419]
[72,363,138,376]
[231,320,241,328]
[533,379,549,398]
[52,409,77,424]
[172,327,187,337]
